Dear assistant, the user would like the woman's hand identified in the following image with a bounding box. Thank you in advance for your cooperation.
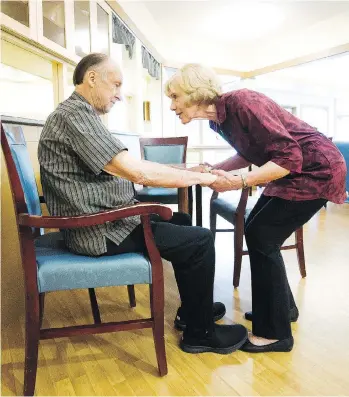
[188,162,212,173]
[209,170,243,192]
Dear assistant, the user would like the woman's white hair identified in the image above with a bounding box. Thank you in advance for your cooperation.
[165,63,222,106]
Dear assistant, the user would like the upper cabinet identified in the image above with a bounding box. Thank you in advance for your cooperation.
[0,0,37,40]
[1,1,30,26]
[95,3,109,54]
[42,1,66,48]
[0,0,163,135]
[74,1,91,57]
[0,0,112,62]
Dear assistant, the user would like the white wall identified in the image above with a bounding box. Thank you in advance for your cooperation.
[142,71,162,137]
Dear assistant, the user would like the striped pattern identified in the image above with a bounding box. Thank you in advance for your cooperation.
[38,92,140,256]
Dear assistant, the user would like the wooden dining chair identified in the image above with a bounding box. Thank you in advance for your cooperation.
[1,122,172,396]
[210,188,306,288]
[136,137,193,216]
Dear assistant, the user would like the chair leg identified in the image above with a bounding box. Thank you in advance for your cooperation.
[149,285,167,376]
[39,293,45,329]
[188,186,193,221]
[295,228,306,278]
[23,293,40,396]
[88,288,101,324]
[233,223,244,288]
[127,285,136,308]
[210,210,217,242]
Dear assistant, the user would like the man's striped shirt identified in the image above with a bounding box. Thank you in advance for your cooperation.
[38,91,140,256]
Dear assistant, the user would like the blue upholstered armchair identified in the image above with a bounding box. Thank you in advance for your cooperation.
[334,141,349,203]
[1,122,172,396]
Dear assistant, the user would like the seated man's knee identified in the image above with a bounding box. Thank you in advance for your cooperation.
[171,212,192,226]
[196,227,214,248]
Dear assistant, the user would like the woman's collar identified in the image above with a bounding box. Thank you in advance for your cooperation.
[215,95,227,124]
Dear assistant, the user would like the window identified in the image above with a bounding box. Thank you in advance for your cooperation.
[0,64,54,120]
[173,117,230,147]
[1,39,55,120]
[336,116,349,142]
[282,106,297,115]
[96,4,109,54]
[74,1,91,57]
[1,1,29,26]
[175,118,201,146]
[42,1,66,48]
[201,149,235,165]
[202,121,230,146]
[64,66,75,100]
[301,106,329,135]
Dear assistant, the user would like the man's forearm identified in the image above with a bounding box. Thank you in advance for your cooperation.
[104,153,217,187]
[138,160,216,187]
[212,154,251,171]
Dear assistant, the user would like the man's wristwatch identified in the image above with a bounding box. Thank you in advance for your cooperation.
[240,173,249,190]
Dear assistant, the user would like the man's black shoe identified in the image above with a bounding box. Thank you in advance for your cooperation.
[240,336,294,353]
[244,307,299,323]
[180,323,248,354]
[174,302,226,331]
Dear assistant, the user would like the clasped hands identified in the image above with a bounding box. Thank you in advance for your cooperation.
[189,163,243,192]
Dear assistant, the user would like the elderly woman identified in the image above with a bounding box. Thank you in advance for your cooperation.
[165,64,347,353]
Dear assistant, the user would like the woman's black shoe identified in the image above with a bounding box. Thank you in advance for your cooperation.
[180,323,248,354]
[240,336,294,353]
[244,307,299,323]
[174,302,226,331]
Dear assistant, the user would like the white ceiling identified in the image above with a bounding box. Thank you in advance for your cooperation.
[118,0,349,71]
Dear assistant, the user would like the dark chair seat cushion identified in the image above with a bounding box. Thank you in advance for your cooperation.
[211,196,259,224]
[136,187,178,204]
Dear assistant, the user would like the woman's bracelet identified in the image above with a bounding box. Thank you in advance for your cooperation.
[240,173,249,190]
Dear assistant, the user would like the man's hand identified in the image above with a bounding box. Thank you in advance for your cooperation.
[188,163,212,173]
[209,170,243,192]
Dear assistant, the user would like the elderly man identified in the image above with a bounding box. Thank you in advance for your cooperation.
[38,53,247,354]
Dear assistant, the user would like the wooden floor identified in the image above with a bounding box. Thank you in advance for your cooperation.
[2,198,349,396]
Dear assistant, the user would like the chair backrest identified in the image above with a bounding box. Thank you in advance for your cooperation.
[1,122,42,219]
[334,141,349,193]
[139,137,188,164]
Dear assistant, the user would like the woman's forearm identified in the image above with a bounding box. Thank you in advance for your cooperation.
[212,153,251,171]
[245,161,290,187]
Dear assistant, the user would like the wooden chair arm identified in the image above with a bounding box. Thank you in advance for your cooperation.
[18,203,172,229]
